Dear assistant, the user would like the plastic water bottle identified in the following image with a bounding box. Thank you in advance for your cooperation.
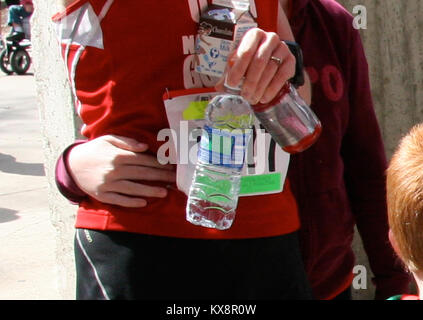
[252,83,322,153]
[186,83,254,230]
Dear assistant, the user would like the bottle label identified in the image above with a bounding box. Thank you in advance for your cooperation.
[198,125,251,169]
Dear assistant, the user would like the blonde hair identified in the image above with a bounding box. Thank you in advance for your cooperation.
[387,123,423,272]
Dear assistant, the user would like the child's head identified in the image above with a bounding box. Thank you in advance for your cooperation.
[387,123,423,273]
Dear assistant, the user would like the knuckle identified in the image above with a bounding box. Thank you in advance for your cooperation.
[285,51,295,63]
[114,151,135,164]
[238,46,256,60]
[105,164,118,176]
[268,32,280,43]
[281,43,294,57]
[254,53,268,66]
[113,153,126,164]
[247,27,261,35]
[281,40,290,51]
[97,180,110,193]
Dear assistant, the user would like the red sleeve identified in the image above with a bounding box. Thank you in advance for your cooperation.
[55,140,87,204]
[341,29,411,299]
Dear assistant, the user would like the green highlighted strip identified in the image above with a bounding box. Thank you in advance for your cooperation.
[240,172,282,195]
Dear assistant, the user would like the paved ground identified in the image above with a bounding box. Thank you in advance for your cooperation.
[0,70,61,299]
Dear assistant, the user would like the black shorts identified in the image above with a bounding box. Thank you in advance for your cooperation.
[74,229,313,300]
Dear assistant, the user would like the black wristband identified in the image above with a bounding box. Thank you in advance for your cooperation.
[283,40,305,88]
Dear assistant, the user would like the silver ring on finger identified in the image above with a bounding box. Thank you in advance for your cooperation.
[270,56,283,66]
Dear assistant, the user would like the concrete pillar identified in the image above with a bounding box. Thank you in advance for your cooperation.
[31,1,78,299]
[31,0,423,300]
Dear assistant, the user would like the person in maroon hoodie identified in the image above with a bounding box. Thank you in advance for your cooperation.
[286,0,410,299]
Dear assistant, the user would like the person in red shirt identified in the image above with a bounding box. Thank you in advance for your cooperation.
[54,0,410,300]
[53,0,313,300]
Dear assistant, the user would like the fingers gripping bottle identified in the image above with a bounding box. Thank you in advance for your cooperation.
[252,83,322,154]
[186,83,254,230]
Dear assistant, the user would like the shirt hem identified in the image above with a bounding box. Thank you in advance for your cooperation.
[74,210,300,240]
[323,272,355,300]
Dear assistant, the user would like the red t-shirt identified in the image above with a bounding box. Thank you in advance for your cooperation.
[53,0,300,239]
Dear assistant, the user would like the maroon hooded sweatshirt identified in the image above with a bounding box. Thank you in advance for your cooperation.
[287,0,410,299]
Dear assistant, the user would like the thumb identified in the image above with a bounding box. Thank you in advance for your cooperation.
[104,135,149,153]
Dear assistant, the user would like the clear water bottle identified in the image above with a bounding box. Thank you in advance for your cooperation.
[186,84,254,230]
[252,83,322,154]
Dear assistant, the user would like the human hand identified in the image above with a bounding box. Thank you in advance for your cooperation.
[67,135,176,207]
[216,28,296,105]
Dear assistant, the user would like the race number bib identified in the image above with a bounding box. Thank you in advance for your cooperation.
[161,88,290,197]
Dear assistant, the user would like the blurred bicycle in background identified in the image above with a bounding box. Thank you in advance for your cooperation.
[0,0,32,75]
[0,32,31,75]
